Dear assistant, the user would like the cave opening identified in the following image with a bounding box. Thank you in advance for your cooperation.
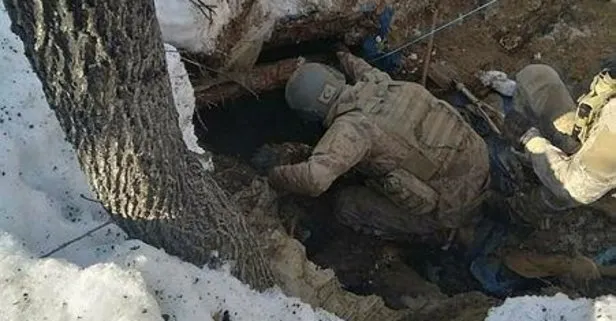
[194,88,324,161]
[188,44,545,308]
[191,85,498,308]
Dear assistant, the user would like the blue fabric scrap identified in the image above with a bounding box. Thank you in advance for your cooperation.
[361,6,402,73]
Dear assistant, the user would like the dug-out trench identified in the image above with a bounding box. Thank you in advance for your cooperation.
[192,89,496,309]
[184,33,570,307]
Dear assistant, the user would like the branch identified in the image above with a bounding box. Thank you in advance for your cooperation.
[40,221,114,258]
[189,0,217,22]
[40,194,113,258]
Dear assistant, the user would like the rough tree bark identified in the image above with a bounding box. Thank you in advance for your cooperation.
[3,0,274,289]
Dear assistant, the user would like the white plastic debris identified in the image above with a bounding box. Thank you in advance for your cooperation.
[478,70,517,97]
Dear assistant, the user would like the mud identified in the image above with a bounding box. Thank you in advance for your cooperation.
[191,0,616,314]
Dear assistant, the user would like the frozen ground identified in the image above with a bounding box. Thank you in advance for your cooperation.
[0,1,614,321]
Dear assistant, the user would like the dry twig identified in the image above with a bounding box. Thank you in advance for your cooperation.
[189,0,217,22]
[421,8,439,87]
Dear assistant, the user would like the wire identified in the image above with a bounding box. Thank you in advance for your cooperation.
[370,0,500,62]
[41,221,113,258]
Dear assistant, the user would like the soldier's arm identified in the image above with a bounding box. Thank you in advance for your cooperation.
[337,52,391,84]
[269,116,370,197]
[523,129,613,209]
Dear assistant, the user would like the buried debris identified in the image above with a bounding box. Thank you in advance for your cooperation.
[192,56,329,106]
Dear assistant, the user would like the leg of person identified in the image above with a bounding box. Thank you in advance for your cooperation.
[514,64,580,152]
[373,259,447,309]
[333,185,440,240]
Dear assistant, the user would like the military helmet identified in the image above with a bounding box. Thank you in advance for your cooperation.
[285,63,346,120]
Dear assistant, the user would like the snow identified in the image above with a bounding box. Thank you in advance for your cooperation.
[0,3,342,321]
[154,0,241,53]
[165,43,214,171]
[0,232,162,321]
[153,0,342,54]
[485,293,615,321]
[105,240,341,321]
[0,232,342,321]
[0,1,127,266]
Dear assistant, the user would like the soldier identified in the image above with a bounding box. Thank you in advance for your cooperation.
[469,59,616,291]
[502,59,616,223]
[252,50,490,241]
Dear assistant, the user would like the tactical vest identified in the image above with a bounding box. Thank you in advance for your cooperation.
[353,77,472,182]
[572,70,616,143]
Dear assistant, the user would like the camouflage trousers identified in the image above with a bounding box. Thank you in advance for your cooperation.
[512,64,578,150]
[506,64,581,223]
[332,185,484,242]
[333,185,441,240]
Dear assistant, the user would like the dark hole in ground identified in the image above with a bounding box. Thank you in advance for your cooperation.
[191,54,550,308]
[194,89,324,161]
[257,38,341,64]
[192,86,499,307]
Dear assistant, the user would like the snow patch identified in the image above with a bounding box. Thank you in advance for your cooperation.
[154,0,242,53]
[0,1,127,265]
[104,240,343,321]
[0,232,163,321]
[154,0,342,54]
[485,293,616,321]
[0,231,344,321]
[164,43,214,171]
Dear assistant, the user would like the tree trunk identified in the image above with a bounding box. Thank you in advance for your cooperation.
[3,0,274,290]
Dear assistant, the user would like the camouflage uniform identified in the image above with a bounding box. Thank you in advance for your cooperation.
[269,53,490,239]
[508,64,616,222]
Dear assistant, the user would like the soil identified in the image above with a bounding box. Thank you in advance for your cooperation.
[391,0,615,96]
[191,0,616,313]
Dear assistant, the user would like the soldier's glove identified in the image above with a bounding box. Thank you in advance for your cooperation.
[250,145,280,175]
[503,110,536,150]
[569,255,601,286]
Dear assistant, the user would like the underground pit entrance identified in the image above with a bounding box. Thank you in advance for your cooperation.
[192,87,510,308]
[194,89,324,161]
[189,44,552,306]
